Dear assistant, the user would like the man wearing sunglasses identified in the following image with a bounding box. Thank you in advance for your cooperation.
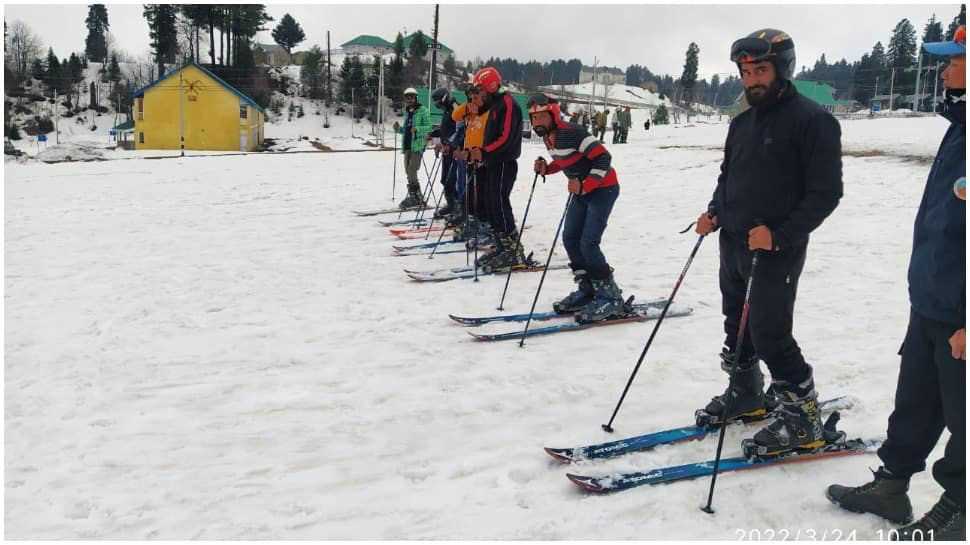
[827,26,965,541]
[694,29,843,456]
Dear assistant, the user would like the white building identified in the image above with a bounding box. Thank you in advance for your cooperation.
[579,66,626,85]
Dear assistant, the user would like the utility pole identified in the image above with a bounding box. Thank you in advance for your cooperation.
[326,30,332,105]
[430,4,439,91]
[351,88,355,139]
[179,69,185,156]
[589,56,598,118]
[378,57,385,146]
[932,61,941,112]
[888,66,896,111]
[913,50,923,111]
[53,88,59,144]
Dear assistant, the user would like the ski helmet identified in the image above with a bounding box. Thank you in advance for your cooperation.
[527,93,566,133]
[403,87,418,97]
[431,87,452,106]
[471,66,502,94]
[730,29,796,81]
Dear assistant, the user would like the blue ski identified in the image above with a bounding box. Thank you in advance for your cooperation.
[566,436,881,493]
[469,304,693,341]
[544,396,852,463]
[450,298,668,325]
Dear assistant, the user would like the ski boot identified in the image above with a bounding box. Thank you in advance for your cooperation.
[695,350,769,427]
[575,274,627,323]
[482,233,528,272]
[553,266,594,314]
[741,372,827,458]
[398,182,425,209]
[826,467,914,525]
[893,493,965,541]
[475,234,505,270]
[434,195,456,219]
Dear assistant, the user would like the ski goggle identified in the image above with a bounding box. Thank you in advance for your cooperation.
[527,94,556,115]
[730,36,792,64]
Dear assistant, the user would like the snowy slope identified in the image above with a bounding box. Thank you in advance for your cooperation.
[4,115,952,538]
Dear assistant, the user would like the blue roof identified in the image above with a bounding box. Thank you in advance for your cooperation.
[130,61,265,113]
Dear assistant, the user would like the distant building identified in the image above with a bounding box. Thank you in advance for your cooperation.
[254,43,290,66]
[341,35,394,57]
[131,62,265,152]
[401,32,453,59]
[579,66,625,85]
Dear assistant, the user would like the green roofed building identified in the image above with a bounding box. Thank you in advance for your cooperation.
[341,35,394,56]
[791,80,838,111]
[402,32,454,57]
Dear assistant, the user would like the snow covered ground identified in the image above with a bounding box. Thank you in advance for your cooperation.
[4,114,952,538]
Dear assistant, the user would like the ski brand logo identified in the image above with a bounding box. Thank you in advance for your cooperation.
[590,442,630,455]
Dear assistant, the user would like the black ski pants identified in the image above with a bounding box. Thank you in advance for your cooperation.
[878,309,966,506]
[719,229,812,385]
[439,155,457,203]
[483,160,518,237]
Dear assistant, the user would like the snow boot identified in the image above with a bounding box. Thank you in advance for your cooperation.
[826,467,914,525]
[475,234,505,269]
[553,266,594,314]
[748,372,826,456]
[695,350,768,427]
[482,232,528,272]
[893,493,965,541]
[398,182,425,209]
[575,274,626,323]
[434,194,456,219]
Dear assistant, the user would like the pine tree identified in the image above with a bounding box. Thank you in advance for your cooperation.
[922,14,947,66]
[385,33,405,109]
[407,30,428,59]
[143,4,178,76]
[338,55,353,104]
[271,13,305,62]
[349,56,366,118]
[85,4,110,63]
[652,103,669,125]
[443,54,456,75]
[107,52,121,82]
[709,73,721,105]
[680,42,699,105]
[44,47,62,95]
[31,58,44,82]
[946,4,965,40]
[300,45,324,99]
[887,18,918,97]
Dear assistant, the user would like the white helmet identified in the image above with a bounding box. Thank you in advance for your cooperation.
[403,87,418,96]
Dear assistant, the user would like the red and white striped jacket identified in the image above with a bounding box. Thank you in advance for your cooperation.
[542,122,619,194]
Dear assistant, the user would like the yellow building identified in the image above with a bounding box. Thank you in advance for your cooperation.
[132,62,265,152]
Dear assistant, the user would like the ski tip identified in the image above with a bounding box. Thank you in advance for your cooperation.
[448,314,475,326]
[466,331,489,341]
[544,447,576,464]
[566,473,607,493]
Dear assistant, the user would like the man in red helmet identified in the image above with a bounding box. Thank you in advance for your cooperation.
[693,28,843,456]
[530,94,626,323]
[466,66,528,270]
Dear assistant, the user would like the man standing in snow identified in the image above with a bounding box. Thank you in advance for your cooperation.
[530,94,626,323]
[466,66,526,270]
[394,88,432,209]
[619,106,632,143]
[611,108,621,143]
[693,28,843,455]
[431,88,459,219]
[827,26,965,541]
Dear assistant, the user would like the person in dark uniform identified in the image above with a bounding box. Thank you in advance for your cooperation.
[827,26,965,541]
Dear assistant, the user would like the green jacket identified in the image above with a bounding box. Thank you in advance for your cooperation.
[397,104,432,153]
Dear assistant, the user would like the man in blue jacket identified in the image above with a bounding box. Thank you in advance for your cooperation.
[827,26,965,541]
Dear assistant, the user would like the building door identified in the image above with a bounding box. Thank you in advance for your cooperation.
[240,132,248,152]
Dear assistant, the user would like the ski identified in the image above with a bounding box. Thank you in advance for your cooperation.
[544,396,853,463]
[395,229,455,240]
[566,435,881,493]
[393,239,470,252]
[406,262,570,282]
[378,218,432,227]
[353,205,431,217]
[450,297,669,326]
[389,225,453,236]
[468,303,693,342]
[393,246,479,257]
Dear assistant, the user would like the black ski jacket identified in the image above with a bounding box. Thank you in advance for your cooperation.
[709,82,843,249]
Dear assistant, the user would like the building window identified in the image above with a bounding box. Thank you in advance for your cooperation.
[240,105,248,119]
[137,98,144,120]
[139,132,144,144]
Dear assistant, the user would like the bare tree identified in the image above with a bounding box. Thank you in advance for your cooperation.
[8,20,43,80]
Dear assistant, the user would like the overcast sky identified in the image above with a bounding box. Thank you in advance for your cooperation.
[4,2,961,79]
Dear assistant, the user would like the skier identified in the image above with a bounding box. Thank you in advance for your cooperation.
[611,108,621,144]
[394,87,432,209]
[450,84,491,243]
[431,87,459,219]
[530,94,626,323]
[827,26,965,541]
[466,66,527,270]
[693,28,843,454]
[595,109,608,142]
[619,106,632,143]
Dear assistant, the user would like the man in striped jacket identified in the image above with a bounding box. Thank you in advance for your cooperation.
[530,94,626,323]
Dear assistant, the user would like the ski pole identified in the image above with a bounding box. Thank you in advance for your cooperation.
[471,164,480,282]
[391,131,398,202]
[463,162,471,267]
[601,233,707,433]
[518,193,573,348]
[413,154,441,223]
[497,172,543,310]
[424,160,458,240]
[702,247,761,515]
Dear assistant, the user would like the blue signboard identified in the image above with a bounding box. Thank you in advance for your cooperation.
[37,134,48,142]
